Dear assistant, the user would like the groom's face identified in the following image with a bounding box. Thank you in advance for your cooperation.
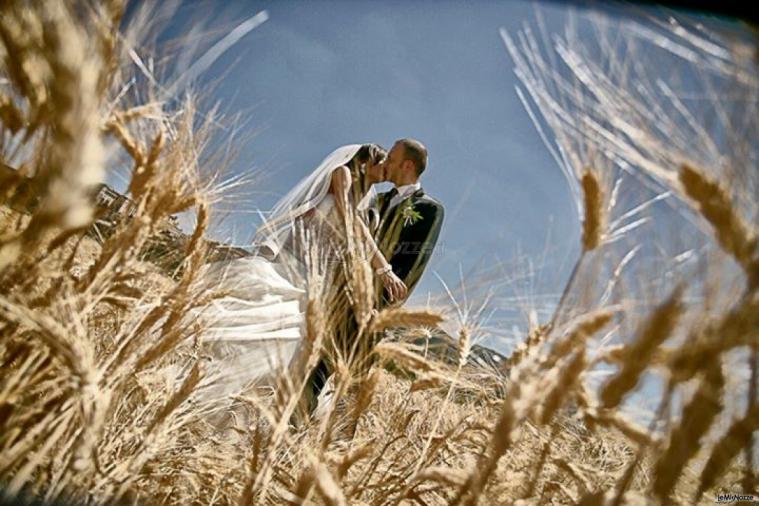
[385,142,407,184]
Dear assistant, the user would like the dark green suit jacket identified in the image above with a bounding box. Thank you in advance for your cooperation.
[374,188,444,304]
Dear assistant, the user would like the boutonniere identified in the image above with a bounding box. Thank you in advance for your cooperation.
[400,201,423,226]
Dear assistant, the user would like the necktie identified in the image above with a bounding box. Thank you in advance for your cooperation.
[380,188,398,217]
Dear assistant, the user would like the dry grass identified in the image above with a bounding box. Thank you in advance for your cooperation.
[1,2,757,505]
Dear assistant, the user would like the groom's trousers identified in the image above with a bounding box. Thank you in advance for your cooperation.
[303,304,378,418]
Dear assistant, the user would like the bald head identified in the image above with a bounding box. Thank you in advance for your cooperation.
[397,138,427,176]
[384,138,428,186]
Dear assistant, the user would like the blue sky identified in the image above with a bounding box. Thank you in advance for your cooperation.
[124,1,754,424]
[122,0,749,356]
[156,0,580,307]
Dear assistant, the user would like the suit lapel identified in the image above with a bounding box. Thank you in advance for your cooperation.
[378,191,392,218]
[389,188,424,211]
[407,188,425,200]
[378,188,426,249]
[390,188,424,220]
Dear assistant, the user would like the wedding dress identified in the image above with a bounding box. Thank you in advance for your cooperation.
[196,145,372,402]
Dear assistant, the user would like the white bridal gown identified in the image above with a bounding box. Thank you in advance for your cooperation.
[195,145,373,402]
[198,196,338,398]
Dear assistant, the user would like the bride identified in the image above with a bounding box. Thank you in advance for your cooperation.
[197,144,406,410]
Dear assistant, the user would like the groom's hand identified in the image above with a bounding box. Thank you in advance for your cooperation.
[381,270,407,303]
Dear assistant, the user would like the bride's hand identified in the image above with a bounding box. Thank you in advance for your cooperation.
[381,270,407,302]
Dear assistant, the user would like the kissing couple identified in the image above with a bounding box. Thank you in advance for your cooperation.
[198,138,444,423]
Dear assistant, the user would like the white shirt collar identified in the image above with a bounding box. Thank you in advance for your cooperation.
[389,182,421,208]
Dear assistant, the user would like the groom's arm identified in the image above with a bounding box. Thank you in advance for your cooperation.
[390,200,444,296]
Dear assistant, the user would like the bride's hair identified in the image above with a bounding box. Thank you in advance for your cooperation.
[350,143,387,169]
[349,143,387,194]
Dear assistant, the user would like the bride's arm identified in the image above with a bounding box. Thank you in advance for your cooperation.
[330,166,407,302]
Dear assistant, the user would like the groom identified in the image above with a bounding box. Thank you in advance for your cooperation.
[302,139,444,423]
[348,138,444,391]
[373,138,444,306]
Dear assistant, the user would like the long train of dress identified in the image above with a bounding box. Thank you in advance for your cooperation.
[196,194,343,404]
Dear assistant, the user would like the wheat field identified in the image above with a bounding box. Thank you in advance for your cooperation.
[0,2,757,505]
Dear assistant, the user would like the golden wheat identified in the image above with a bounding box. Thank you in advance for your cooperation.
[600,288,682,409]
[0,3,756,505]
[653,362,725,501]
[581,170,604,252]
[680,163,758,288]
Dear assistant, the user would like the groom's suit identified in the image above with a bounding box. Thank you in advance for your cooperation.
[300,185,444,424]
[374,186,444,304]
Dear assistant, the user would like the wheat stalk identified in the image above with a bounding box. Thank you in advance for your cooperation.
[680,163,758,288]
[600,288,682,409]
[581,170,604,252]
[696,403,759,500]
[652,362,725,501]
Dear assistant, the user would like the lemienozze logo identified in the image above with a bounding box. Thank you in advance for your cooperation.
[715,493,757,504]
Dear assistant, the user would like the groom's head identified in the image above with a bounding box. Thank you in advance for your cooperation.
[385,138,427,186]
